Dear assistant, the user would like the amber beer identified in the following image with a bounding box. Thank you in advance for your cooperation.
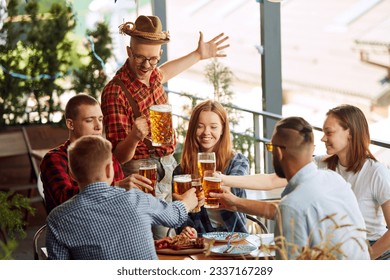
[197,152,216,178]
[173,175,192,195]
[202,170,222,208]
[138,161,157,196]
[149,104,173,146]
[198,159,216,178]
[191,177,204,213]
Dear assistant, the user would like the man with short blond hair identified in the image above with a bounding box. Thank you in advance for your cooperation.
[46,135,197,260]
[40,94,151,213]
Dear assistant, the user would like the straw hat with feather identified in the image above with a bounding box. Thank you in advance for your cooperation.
[119,15,170,45]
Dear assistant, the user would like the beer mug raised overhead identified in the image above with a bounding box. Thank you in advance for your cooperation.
[149,104,173,146]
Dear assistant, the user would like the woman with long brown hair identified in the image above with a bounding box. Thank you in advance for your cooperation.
[173,99,248,236]
[314,104,390,259]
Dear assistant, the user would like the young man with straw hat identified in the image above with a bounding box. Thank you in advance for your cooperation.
[101,15,229,212]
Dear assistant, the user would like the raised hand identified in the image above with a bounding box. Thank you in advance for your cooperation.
[196,32,230,60]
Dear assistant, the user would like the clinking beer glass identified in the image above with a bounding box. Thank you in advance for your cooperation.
[202,170,222,208]
[173,174,192,204]
[149,104,173,147]
[197,152,216,179]
[191,176,204,213]
[138,159,157,196]
[173,174,192,194]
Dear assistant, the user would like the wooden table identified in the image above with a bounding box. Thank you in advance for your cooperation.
[158,234,275,260]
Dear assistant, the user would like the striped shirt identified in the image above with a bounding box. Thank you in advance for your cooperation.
[101,60,176,159]
[46,182,188,260]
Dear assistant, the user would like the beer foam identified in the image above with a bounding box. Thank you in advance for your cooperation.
[174,176,192,183]
[203,177,222,182]
[150,104,171,112]
[139,166,156,170]
[199,159,215,163]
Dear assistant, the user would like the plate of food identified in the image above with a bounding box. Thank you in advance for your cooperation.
[210,244,257,256]
[202,232,249,243]
[155,235,205,255]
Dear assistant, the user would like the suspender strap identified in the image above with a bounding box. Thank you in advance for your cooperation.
[112,77,141,118]
[112,77,155,154]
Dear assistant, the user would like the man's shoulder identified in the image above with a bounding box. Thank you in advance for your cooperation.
[41,142,68,163]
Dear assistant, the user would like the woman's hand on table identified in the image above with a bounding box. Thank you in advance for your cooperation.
[181,226,198,239]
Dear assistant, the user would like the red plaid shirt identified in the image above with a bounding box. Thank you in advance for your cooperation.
[101,59,176,160]
[40,140,124,213]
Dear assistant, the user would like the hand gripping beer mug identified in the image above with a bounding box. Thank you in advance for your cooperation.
[202,170,222,208]
[149,104,173,146]
[138,159,158,196]
[173,174,193,200]
[197,152,216,179]
[191,176,204,213]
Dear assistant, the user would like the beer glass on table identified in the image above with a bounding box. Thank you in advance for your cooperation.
[202,170,222,208]
[197,152,216,179]
[149,104,173,147]
[138,159,157,196]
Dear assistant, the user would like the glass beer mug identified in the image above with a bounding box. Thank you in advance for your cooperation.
[138,159,158,196]
[202,170,222,208]
[197,152,216,179]
[149,104,173,147]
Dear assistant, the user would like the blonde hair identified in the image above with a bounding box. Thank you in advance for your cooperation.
[68,135,112,184]
[180,100,233,175]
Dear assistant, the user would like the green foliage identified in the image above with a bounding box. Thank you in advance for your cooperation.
[21,0,75,124]
[72,22,113,99]
[0,0,114,126]
[0,0,26,126]
[0,191,35,260]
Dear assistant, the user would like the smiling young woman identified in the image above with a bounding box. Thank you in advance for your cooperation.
[172,100,249,236]
[314,104,390,260]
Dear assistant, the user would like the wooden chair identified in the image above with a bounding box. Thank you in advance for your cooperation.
[0,128,41,204]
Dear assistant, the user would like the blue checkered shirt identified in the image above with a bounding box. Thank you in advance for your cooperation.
[46,182,188,260]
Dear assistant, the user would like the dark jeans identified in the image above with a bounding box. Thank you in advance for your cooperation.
[369,240,390,260]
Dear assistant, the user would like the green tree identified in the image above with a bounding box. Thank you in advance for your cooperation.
[21,0,75,123]
[0,0,76,126]
[0,191,35,260]
[72,22,113,99]
[0,0,26,127]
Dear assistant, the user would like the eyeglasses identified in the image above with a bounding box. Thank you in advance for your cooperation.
[131,51,160,66]
[265,142,286,152]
